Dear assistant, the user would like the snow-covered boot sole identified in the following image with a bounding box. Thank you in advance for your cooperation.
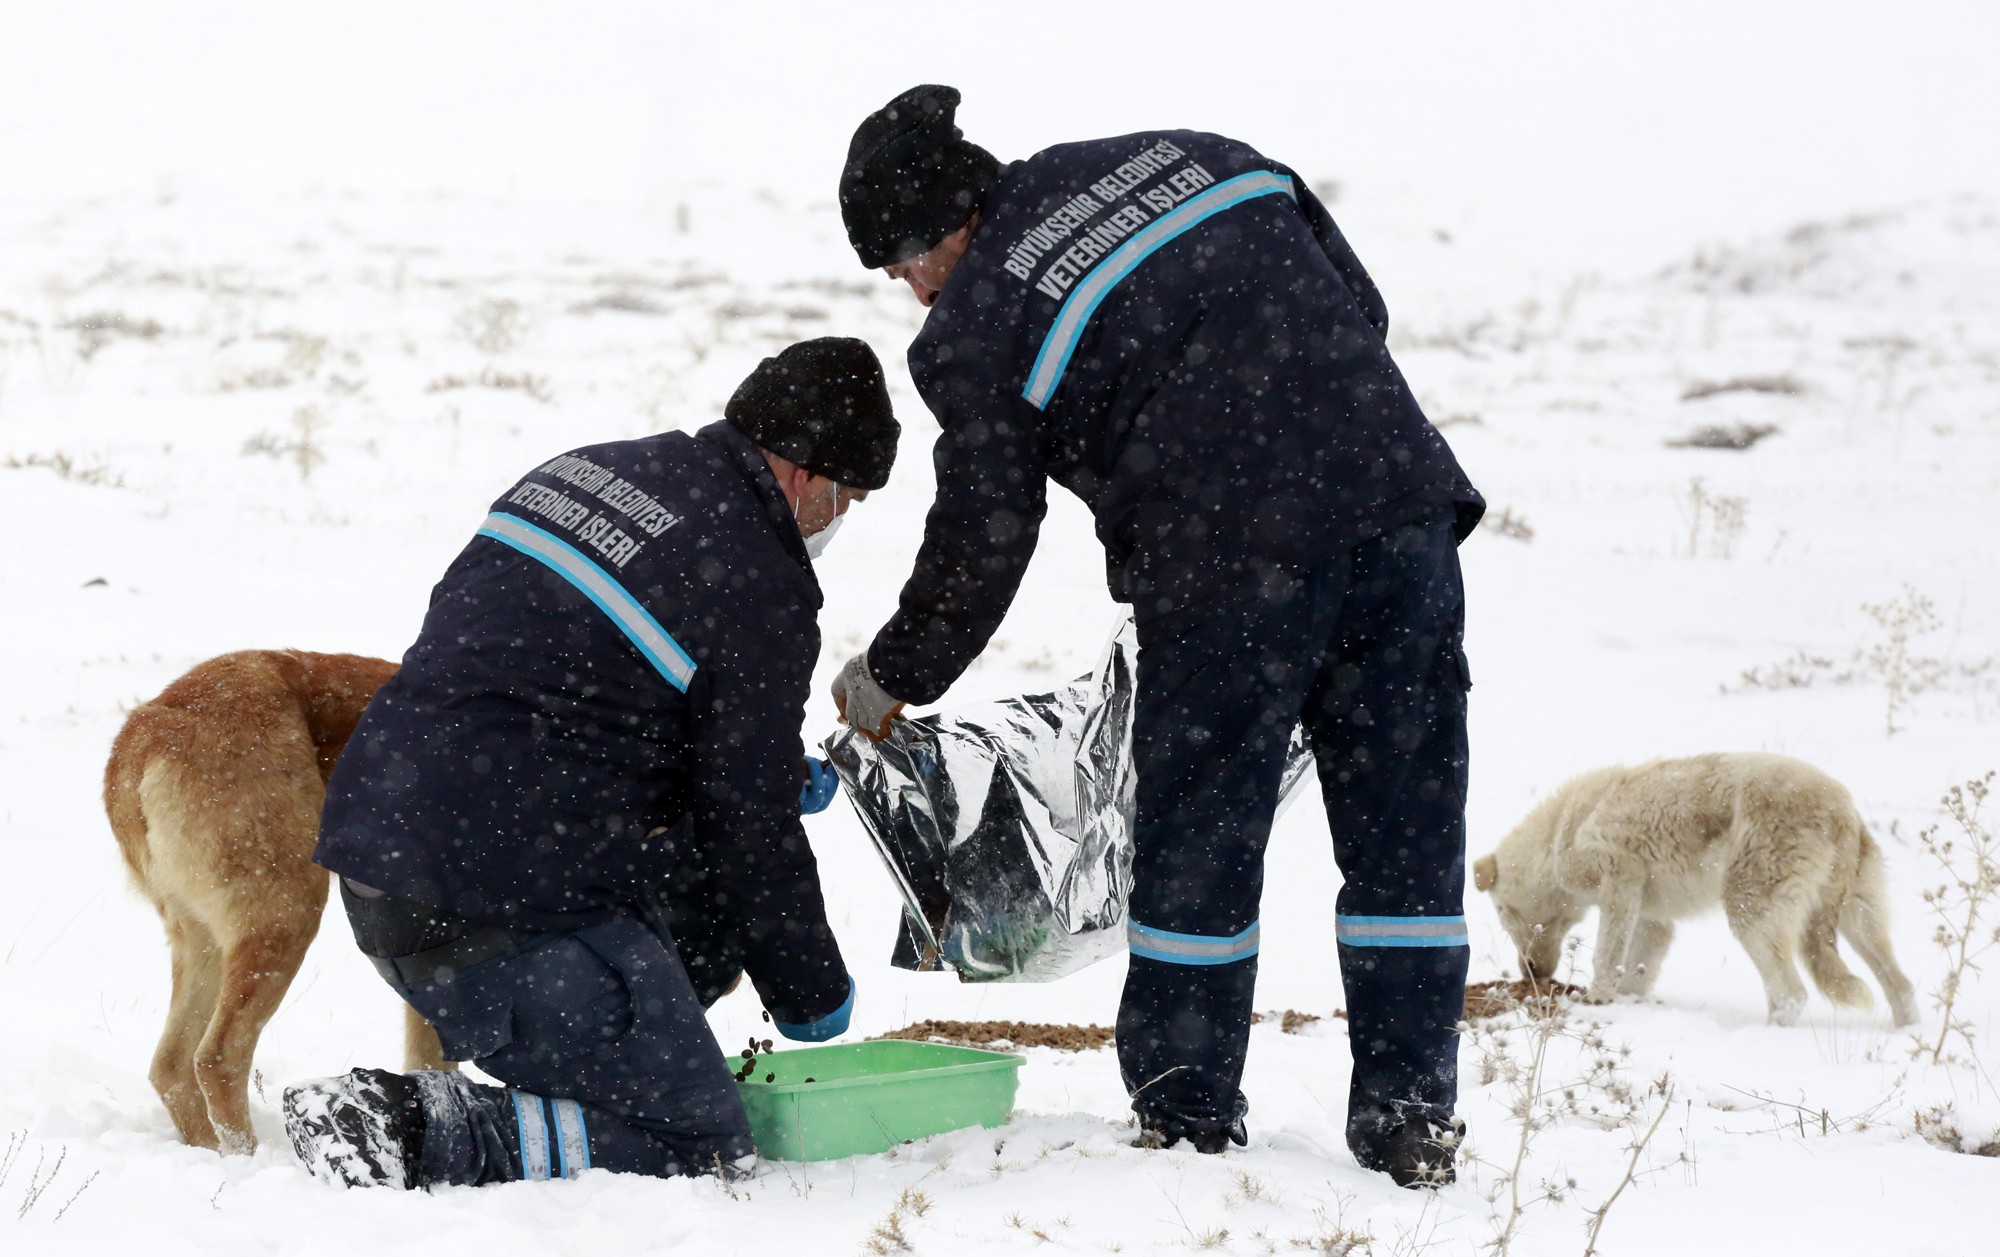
[283,1067,422,1189]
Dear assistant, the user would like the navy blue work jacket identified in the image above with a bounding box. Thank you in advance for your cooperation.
[868,130,1484,704]
[316,420,849,1025]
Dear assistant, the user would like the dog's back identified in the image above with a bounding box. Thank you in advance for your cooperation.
[106,650,396,1152]
[108,651,392,926]
[1575,753,1862,913]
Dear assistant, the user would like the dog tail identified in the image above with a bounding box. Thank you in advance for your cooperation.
[104,707,158,890]
[1802,915,1874,1010]
[1801,820,1878,1012]
[1839,826,1921,1025]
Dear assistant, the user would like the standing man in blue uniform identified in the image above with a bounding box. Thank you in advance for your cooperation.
[285,338,897,1188]
[828,87,1482,1186]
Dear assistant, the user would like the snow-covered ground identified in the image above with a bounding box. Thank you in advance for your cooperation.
[3,4,1999,1255]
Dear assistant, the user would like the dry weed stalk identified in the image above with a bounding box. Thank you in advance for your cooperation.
[1725,648,1846,693]
[1277,1201,1376,1254]
[51,1170,98,1222]
[1914,771,1998,1067]
[860,1184,940,1254]
[14,1144,69,1220]
[1464,947,1674,1256]
[240,405,329,481]
[1481,507,1535,542]
[1724,586,1991,713]
[863,1204,913,1254]
[1581,1081,1676,1257]
[1715,1083,1902,1139]
[456,297,526,356]
[1224,1170,1269,1207]
[1682,477,1747,559]
[1863,586,1945,735]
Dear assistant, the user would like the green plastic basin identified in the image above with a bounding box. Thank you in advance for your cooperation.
[735,1039,1024,1161]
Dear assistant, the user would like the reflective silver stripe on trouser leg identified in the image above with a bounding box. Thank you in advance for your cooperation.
[511,1092,552,1181]
[1333,915,1470,948]
[552,1098,590,1176]
[1126,919,1261,965]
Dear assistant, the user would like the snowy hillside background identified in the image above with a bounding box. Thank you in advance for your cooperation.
[3,2,1998,1253]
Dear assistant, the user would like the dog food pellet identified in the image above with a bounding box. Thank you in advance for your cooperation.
[761,1039,773,1053]
[762,1010,772,1023]
[765,1072,774,1082]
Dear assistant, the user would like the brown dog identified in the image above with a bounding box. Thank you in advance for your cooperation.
[104,650,447,1154]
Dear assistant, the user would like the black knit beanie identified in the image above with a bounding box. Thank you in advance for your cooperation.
[839,84,999,269]
[725,338,899,490]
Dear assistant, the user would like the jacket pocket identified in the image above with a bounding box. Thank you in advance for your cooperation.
[564,918,658,1045]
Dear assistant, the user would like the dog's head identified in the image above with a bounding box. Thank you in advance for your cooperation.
[1473,838,1581,985]
[1472,853,1500,893]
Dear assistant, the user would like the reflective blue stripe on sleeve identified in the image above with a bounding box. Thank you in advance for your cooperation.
[772,976,855,1042]
[1335,914,1469,948]
[477,510,697,692]
[1021,170,1297,410]
[1127,919,1260,966]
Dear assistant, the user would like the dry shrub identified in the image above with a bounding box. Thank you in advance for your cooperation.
[1678,375,1802,401]
[1665,422,1781,450]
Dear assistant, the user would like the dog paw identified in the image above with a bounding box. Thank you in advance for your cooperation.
[1766,999,1805,1027]
[215,1126,258,1157]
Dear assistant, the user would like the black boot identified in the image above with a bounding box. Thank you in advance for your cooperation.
[1136,1115,1249,1154]
[283,1067,426,1189]
[1359,1115,1462,1189]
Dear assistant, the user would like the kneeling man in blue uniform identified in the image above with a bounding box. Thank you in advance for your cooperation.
[285,337,897,1188]
[828,87,1482,1186]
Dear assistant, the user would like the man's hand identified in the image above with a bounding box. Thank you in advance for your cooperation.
[772,977,856,1043]
[831,652,906,741]
[798,756,839,814]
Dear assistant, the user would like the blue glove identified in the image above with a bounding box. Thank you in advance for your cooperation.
[772,976,855,1042]
[799,756,839,814]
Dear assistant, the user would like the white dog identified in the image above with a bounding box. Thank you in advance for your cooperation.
[1473,753,1918,1026]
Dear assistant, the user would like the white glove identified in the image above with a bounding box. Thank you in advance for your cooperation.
[831,652,907,742]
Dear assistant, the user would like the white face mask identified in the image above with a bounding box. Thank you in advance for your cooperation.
[803,512,842,560]
[797,480,842,560]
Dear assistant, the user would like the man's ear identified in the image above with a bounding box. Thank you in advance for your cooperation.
[1473,854,1499,893]
[780,463,813,507]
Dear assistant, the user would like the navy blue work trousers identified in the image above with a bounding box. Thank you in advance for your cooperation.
[1116,513,1471,1159]
[383,912,754,1185]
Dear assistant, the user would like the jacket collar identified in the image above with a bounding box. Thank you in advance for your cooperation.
[696,419,821,601]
